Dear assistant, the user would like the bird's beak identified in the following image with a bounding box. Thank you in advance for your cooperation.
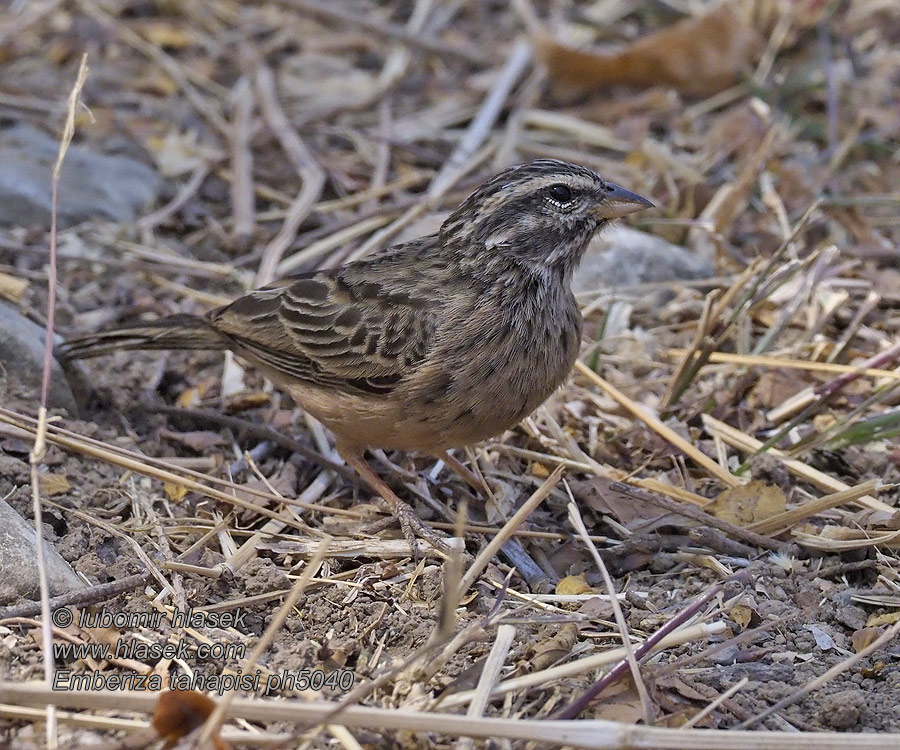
[593,183,654,219]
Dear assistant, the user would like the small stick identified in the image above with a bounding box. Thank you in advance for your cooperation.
[457,465,564,597]
[251,52,326,285]
[454,624,517,750]
[566,489,655,724]
[0,572,152,621]
[283,0,484,64]
[660,349,900,381]
[30,52,89,749]
[575,360,740,487]
[228,75,256,248]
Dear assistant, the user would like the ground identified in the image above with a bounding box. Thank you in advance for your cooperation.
[2,1,900,747]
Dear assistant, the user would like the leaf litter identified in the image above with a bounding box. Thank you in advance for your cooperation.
[1,0,900,746]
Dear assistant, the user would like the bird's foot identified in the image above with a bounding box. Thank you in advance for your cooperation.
[341,448,451,558]
[388,496,452,557]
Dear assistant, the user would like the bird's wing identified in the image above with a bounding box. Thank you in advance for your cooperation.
[208,258,438,396]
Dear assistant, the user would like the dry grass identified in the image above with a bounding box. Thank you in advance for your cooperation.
[2,0,900,747]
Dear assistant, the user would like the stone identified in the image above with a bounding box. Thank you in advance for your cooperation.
[0,123,162,228]
[0,498,85,604]
[0,301,79,414]
[572,224,715,293]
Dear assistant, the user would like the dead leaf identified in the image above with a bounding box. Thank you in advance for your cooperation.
[556,575,592,596]
[709,480,786,526]
[851,626,884,652]
[38,472,71,496]
[535,0,773,98]
[589,679,645,723]
[152,689,229,750]
[164,483,189,502]
[0,271,27,303]
[729,604,754,628]
[570,478,664,526]
[750,369,808,411]
[866,612,900,628]
[159,428,227,452]
[530,622,579,671]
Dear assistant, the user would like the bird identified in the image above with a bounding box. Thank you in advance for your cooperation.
[59,159,653,551]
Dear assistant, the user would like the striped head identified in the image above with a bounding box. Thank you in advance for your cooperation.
[440,159,653,274]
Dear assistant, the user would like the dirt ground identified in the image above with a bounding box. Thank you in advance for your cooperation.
[3,1,900,747]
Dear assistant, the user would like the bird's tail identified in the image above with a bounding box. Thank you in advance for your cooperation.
[58,313,229,360]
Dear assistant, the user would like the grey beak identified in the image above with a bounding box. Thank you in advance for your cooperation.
[594,182,654,219]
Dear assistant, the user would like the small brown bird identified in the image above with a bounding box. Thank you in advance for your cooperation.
[61,159,652,549]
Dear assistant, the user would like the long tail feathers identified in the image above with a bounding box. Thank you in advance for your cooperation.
[58,313,228,360]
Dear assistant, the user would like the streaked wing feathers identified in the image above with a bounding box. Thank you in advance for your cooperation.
[208,268,435,396]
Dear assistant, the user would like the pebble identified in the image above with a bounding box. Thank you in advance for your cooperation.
[0,498,85,603]
[0,123,162,228]
[573,225,716,293]
[0,301,79,414]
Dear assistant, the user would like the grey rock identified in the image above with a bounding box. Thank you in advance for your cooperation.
[0,123,162,228]
[0,301,79,414]
[572,225,715,293]
[0,498,84,604]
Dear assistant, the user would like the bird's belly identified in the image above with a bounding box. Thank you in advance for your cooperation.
[279,380,450,453]
[280,378,546,454]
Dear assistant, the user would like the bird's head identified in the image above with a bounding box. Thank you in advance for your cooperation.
[440,159,653,275]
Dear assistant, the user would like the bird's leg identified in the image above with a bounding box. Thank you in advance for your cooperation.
[340,449,450,556]
[438,450,485,493]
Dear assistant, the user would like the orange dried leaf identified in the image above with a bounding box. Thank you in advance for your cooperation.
[535,0,770,98]
[152,689,228,750]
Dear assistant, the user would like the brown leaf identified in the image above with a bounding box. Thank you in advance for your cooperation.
[590,680,646,723]
[556,574,591,596]
[535,0,769,98]
[709,480,786,526]
[851,626,884,653]
[159,428,228,452]
[152,689,229,750]
[750,369,808,411]
[570,478,663,526]
[38,472,71,497]
[530,622,579,671]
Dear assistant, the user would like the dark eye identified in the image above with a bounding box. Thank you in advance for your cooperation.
[547,183,573,203]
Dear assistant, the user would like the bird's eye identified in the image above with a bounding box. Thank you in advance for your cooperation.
[546,183,573,204]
